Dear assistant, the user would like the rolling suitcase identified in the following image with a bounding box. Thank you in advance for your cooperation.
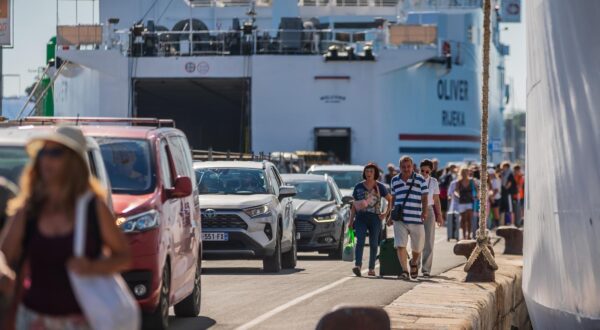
[446,211,460,241]
[378,238,404,277]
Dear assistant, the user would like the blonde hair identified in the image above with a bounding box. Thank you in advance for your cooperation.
[457,165,470,181]
[8,146,106,218]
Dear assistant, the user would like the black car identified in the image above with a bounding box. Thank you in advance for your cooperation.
[281,174,352,259]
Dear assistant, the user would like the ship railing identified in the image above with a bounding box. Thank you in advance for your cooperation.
[117,28,386,57]
[300,0,481,8]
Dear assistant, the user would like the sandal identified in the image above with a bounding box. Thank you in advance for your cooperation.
[352,266,362,277]
[398,271,409,280]
[368,269,376,277]
[409,262,419,279]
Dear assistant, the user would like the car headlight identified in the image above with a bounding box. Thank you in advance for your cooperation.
[244,204,271,218]
[313,213,337,223]
[116,210,159,233]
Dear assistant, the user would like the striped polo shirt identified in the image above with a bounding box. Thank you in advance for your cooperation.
[391,173,429,224]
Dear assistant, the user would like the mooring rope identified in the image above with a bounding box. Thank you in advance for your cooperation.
[464,0,498,272]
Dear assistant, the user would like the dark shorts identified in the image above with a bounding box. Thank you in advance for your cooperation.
[500,194,512,212]
[491,199,501,208]
[440,197,448,212]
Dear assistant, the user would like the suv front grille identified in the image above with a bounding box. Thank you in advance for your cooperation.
[202,214,248,230]
[295,219,315,233]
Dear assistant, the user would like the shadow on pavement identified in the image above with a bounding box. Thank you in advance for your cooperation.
[202,267,305,275]
[297,255,336,261]
[168,315,216,330]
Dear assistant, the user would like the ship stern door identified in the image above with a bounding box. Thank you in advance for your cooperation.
[314,127,351,164]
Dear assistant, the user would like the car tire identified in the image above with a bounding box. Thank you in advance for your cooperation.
[263,228,282,273]
[328,225,345,260]
[174,262,201,317]
[143,264,170,330]
[282,225,297,269]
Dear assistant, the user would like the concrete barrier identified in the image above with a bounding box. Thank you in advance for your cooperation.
[384,246,530,329]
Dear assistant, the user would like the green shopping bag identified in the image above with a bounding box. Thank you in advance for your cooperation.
[342,228,356,262]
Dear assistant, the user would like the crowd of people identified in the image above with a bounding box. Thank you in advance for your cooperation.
[350,156,525,280]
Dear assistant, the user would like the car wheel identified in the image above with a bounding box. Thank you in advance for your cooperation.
[143,264,170,330]
[263,227,282,273]
[174,262,201,317]
[328,225,345,260]
[282,225,297,269]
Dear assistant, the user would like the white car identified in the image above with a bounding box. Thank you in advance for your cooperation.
[194,161,297,272]
[306,164,364,197]
[0,125,113,209]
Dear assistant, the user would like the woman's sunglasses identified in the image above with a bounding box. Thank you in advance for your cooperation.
[38,147,66,159]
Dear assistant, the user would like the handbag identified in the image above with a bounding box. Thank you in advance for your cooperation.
[342,229,356,262]
[391,174,416,221]
[352,183,381,213]
[68,191,141,330]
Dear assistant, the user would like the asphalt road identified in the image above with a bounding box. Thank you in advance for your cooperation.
[168,227,465,330]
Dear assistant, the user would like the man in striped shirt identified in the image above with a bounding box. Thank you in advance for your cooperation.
[387,156,429,279]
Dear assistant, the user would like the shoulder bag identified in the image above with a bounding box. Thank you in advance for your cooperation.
[68,191,141,330]
[391,174,416,221]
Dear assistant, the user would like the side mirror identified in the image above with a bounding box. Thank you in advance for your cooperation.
[167,176,192,199]
[342,196,354,205]
[279,185,297,200]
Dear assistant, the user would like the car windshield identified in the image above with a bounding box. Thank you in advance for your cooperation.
[195,168,269,195]
[287,181,333,201]
[309,170,362,190]
[96,138,155,195]
[0,147,29,185]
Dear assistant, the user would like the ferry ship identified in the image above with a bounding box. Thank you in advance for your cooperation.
[50,0,509,166]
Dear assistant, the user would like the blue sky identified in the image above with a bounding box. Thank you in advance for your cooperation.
[2,1,526,111]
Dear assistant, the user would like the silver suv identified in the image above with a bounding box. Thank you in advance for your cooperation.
[194,161,297,272]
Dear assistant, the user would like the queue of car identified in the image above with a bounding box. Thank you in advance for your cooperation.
[0,118,374,330]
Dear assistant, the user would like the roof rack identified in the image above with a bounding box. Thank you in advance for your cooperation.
[6,116,176,128]
[192,149,274,162]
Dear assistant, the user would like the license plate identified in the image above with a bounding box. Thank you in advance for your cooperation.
[202,232,229,241]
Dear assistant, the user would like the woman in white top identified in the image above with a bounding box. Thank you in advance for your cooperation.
[418,160,443,277]
[488,169,502,228]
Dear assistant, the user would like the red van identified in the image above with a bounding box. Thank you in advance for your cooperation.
[78,123,202,330]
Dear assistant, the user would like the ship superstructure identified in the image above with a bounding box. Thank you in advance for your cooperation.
[52,0,508,165]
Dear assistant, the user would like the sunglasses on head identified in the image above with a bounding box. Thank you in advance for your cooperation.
[38,147,66,158]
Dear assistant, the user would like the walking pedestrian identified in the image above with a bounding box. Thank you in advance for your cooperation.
[0,126,131,329]
[448,166,478,240]
[488,169,501,228]
[431,158,442,180]
[438,164,456,220]
[418,159,443,278]
[348,163,392,277]
[387,156,428,280]
[513,165,525,227]
[384,163,397,185]
[500,161,516,225]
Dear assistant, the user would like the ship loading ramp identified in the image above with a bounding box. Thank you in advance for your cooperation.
[133,78,250,153]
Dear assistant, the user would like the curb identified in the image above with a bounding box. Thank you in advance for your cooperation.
[383,241,530,330]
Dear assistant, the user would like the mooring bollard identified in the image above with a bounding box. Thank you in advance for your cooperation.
[316,306,390,330]
[496,226,523,255]
[454,240,496,282]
